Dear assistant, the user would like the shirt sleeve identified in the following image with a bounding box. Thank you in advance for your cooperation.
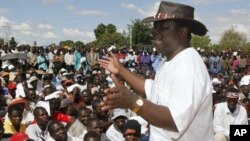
[144,79,154,99]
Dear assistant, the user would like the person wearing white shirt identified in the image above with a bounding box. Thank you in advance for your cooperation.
[213,87,248,141]
[25,107,50,141]
[48,49,54,69]
[99,1,213,141]
[106,109,128,141]
[64,49,74,71]
[47,121,73,141]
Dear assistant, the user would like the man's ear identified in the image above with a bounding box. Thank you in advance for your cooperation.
[179,27,191,40]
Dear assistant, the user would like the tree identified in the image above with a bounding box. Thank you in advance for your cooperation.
[96,32,126,48]
[75,41,84,48]
[106,24,116,34]
[94,23,106,39]
[242,42,250,53]
[48,43,57,48]
[0,38,4,46]
[59,40,75,48]
[219,27,247,50]
[191,35,211,49]
[130,19,152,48]
[9,37,17,47]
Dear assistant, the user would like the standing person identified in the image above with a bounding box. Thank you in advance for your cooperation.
[87,48,99,68]
[64,49,74,72]
[34,49,48,71]
[48,48,55,69]
[99,1,213,141]
[74,47,82,70]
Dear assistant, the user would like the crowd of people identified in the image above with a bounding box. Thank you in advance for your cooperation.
[0,1,249,141]
[0,43,249,141]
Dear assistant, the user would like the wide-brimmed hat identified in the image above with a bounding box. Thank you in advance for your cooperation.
[142,1,207,36]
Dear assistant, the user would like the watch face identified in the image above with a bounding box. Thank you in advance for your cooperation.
[136,99,143,106]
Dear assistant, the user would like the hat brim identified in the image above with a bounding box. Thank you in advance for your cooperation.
[142,16,207,36]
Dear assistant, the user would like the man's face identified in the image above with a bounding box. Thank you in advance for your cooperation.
[226,97,238,112]
[51,123,67,141]
[88,120,103,136]
[82,90,92,105]
[114,116,127,131]
[125,132,140,141]
[152,20,179,55]
[9,110,22,127]
[35,108,49,126]
[241,85,249,95]
[78,109,91,126]
[28,90,37,101]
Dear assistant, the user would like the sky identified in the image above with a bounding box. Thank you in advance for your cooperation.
[0,0,249,46]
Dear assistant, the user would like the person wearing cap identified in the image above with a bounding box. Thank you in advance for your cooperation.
[123,120,141,141]
[213,87,248,141]
[239,75,250,103]
[1,71,10,84]
[106,109,127,141]
[99,1,213,141]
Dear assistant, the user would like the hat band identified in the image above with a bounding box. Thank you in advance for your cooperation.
[226,92,239,98]
[154,12,177,20]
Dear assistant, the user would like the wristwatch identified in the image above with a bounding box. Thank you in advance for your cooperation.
[132,96,144,113]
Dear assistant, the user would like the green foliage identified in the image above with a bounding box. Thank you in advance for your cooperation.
[0,38,4,46]
[242,42,250,53]
[191,35,211,49]
[106,24,116,34]
[93,23,127,48]
[75,41,84,48]
[9,37,17,47]
[131,19,152,46]
[96,32,126,48]
[48,43,56,48]
[59,40,75,48]
[219,27,247,50]
[94,23,106,39]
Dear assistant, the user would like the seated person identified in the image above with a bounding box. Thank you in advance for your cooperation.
[47,120,73,141]
[25,107,50,141]
[84,131,100,141]
[123,120,141,141]
[4,105,26,135]
[213,87,248,141]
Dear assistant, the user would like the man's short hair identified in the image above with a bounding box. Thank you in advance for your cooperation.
[84,131,100,141]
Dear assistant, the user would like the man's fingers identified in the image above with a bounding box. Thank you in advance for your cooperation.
[98,59,110,65]
[110,52,117,59]
[101,56,113,61]
[111,74,122,87]
[104,87,120,93]
[100,95,119,111]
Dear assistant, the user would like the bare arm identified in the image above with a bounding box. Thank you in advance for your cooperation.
[101,74,177,131]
